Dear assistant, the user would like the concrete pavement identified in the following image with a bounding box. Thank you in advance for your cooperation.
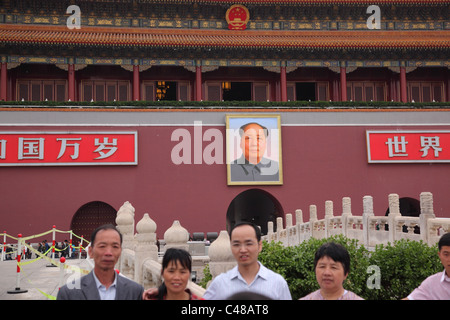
[0,257,92,300]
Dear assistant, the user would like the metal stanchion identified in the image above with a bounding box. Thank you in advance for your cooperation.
[78,235,84,259]
[69,231,73,258]
[59,257,66,289]
[1,231,6,262]
[7,234,28,294]
[47,225,57,267]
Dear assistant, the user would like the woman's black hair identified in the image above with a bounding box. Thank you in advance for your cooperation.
[157,248,192,300]
[313,242,351,276]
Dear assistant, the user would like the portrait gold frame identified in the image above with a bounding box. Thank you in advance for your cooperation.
[226,114,283,186]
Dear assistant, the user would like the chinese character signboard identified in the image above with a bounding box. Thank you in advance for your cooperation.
[0,132,137,166]
[366,130,450,163]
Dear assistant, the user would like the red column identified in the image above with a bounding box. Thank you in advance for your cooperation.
[400,66,407,103]
[340,67,347,102]
[280,66,287,102]
[0,62,7,101]
[68,64,75,101]
[133,65,140,101]
[447,76,450,103]
[195,66,202,101]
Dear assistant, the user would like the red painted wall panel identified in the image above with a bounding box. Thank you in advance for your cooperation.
[1,124,449,241]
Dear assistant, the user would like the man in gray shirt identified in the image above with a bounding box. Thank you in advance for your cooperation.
[57,224,144,300]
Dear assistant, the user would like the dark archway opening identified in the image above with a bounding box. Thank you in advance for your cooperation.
[385,197,421,234]
[226,189,284,236]
[70,201,117,243]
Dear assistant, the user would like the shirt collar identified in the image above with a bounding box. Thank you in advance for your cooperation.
[231,262,268,282]
[440,270,450,283]
[92,270,118,289]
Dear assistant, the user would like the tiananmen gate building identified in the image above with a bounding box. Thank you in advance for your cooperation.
[0,0,449,242]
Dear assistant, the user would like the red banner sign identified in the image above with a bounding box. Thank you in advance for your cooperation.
[366,130,450,163]
[0,131,137,166]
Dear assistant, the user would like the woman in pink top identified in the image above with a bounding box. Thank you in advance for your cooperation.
[300,242,364,300]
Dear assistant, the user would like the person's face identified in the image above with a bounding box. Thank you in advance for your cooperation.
[89,229,122,272]
[240,123,267,164]
[438,245,450,277]
[230,225,262,267]
[162,260,191,295]
[315,256,348,293]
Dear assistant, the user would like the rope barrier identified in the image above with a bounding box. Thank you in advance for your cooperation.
[1,227,90,261]
[2,226,92,298]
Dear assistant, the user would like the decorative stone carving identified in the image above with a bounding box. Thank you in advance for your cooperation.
[164,220,189,252]
[135,213,158,284]
[208,230,236,280]
[115,201,135,250]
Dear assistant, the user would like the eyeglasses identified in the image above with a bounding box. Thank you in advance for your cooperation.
[231,241,257,249]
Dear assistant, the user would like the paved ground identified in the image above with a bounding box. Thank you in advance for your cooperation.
[0,257,92,300]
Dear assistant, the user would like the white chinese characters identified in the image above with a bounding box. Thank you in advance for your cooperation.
[385,136,408,157]
[18,138,45,160]
[367,131,450,163]
[1,136,119,162]
[94,138,118,160]
[57,138,82,160]
[386,135,443,158]
[0,132,137,166]
[420,136,442,158]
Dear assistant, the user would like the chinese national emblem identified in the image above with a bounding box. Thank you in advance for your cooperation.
[226,4,250,30]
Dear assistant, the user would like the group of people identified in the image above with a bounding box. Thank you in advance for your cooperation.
[37,239,71,258]
[57,223,450,300]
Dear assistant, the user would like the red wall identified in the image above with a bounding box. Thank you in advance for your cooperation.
[1,123,450,241]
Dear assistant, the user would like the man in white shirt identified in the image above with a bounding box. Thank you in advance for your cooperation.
[405,232,450,300]
[203,222,292,300]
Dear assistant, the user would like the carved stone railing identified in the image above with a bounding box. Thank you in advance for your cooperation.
[112,192,449,299]
[262,192,450,249]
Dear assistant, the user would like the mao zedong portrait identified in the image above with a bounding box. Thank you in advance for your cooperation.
[229,122,281,184]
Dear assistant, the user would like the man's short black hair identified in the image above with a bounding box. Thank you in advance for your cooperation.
[314,242,351,276]
[230,222,261,242]
[90,224,122,246]
[438,232,450,251]
[239,122,269,138]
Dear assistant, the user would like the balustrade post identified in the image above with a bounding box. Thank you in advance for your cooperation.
[276,217,287,245]
[362,195,374,247]
[134,213,158,284]
[266,221,275,242]
[285,213,293,246]
[295,209,303,225]
[310,205,317,238]
[295,209,304,242]
[419,192,435,245]
[164,220,189,252]
[388,194,401,243]
[324,200,334,238]
[342,197,352,237]
[208,230,236,281]
[115,201,136,272]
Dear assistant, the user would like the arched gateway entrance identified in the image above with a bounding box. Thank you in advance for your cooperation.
[226,189,284,235]
[70,201,117,242]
